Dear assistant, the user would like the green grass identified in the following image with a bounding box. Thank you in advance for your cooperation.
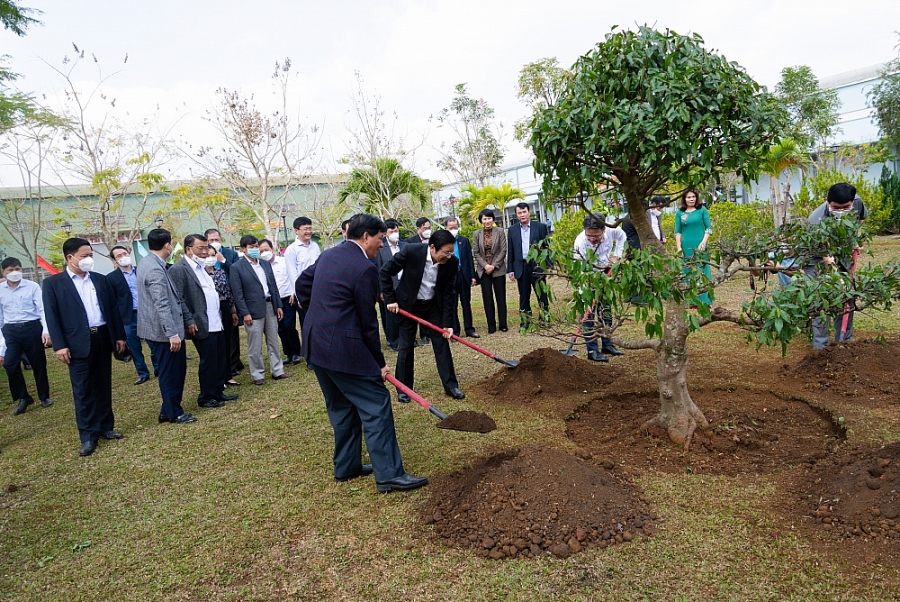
[3,237,900,600]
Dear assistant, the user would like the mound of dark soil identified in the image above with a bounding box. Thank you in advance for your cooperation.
[420,444,654,560]
[437,411,496,433]
[566,389,845,476]
[787,339,900,403]
[470,348,622,411]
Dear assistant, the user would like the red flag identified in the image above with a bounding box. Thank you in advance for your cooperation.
[36,254,60,275]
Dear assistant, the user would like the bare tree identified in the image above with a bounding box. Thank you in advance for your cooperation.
[436,83,505,187]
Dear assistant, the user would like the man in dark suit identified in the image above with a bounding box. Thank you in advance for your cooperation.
[406,217,431,245]
[444,217,479,339]
[169,234,238,409]
[108,245,157,385]
[507,202,550,328]
[43,237,127,457]
[205,228,244,378]
[380,229,465,401]
[229,234,287,386]
[375,218,406,352]
[296,213,427,493]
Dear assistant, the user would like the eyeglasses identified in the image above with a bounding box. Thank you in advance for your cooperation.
[193,246,209,253]
[436,248,454,258]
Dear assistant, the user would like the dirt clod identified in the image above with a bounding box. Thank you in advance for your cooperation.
[436,411,496,433]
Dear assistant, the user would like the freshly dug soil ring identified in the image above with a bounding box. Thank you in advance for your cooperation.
[470,348,622,413]
[437,411,497,433]
[566,389,845,476]
[420,444,654,560]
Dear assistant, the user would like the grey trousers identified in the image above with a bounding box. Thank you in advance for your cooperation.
[804,264,854,350]
[244,303,285,380]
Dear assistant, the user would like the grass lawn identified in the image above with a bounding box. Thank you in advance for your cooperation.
[2,237,900,601]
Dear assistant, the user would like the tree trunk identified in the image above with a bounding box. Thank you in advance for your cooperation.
[641,301,709,451]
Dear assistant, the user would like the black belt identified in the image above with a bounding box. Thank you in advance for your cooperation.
[2,319,40,329]
[265,297,272,302]
[414,298,434,305]
[88,324,108,334]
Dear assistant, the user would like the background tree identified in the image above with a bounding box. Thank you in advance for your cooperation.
[513,57,571,142]
[458,181,524,225]
[192,58,323,243]
[763,138,808,226]
[170,179,235,234]
[529,26,784,448]
[0,0,41,131]
[436,83,505,187]
[775,65,841,153]
[868,38,900,156]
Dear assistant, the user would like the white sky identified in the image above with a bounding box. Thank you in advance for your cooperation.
[3,0,900,185]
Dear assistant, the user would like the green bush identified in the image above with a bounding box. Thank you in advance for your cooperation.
[548,209,589,253]
[879,166,900,234]
[707,202,774,247]
[793,168,889,232]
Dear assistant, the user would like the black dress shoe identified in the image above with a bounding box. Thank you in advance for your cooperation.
[388,344,399,352]
[13,398,33,415]
[134,376,150,385]
[158,414,171,424]
[336,464,374,482]
[397,392,411,403]
[102,431,124,440]
[198,400,225,408]
[173,413,197,424]
[499,327,508,332]
[291,355,303,365]
[40,398,53,408]
[587,350,609,363]
[465,331,480,339]
[154,370,159,377]
[215,393,239,402]
[601,343,624,356]
[376,473,429,493]
[445,387,466,400]
[79,440,96,457]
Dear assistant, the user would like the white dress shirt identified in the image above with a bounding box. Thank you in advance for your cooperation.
[284,238,321,283]
[249,260,271,298]
[416,250,439,301]
[270,256,294,298]
[0,279,48,334]
[67,268,106,327]
[520,223,531,260]
[192,259,223,332]
[573,228,627,269]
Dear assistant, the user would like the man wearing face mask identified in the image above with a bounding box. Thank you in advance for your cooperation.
[108,245,158,385]
[0,257,53,416]
[258,238,301,364]
[444,217,479,339]
[283,216,321,355]
[169,234,238,409]
[138,228,197,425]
[204,228,244,378]
[43,238,127,456]
[406,217,432,245]
[804,183,868,349]
[375,219,407,352]
[229,235,286,385]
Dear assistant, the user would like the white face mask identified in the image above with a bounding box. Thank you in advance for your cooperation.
[387,232,400,243]
[5,270,23,282]
[260,251,274,262]
[650,208,661,216]
[117,256,132,268]
[448,229,459,238]
[203,256,218,268]
[422,228,432,239]
[78,257,94,272]
[210,241,222,251]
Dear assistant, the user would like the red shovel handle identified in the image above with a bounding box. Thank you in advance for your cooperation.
[395,307,497,360]
[384,372,448,420]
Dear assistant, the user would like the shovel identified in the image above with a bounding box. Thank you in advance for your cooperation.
[395,307,519,368]
[384,373,448,420]
[561,307,594,356]
[384,372,496,433]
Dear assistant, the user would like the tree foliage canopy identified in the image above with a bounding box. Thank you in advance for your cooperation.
[774,65,842,152]
[868,49,900,151]
[437,83,505,187]
[338,157,430,220]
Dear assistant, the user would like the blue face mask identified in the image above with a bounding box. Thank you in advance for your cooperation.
[214,261,221,269]
[247,248,260,259]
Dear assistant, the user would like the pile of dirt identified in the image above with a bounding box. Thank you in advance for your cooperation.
[566,389,845,476]
[470,348,622,411]
[786,339,900,403]
[420,444,654,560]
[437,411,496,433]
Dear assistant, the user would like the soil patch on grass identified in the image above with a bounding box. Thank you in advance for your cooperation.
[470,347,623,414]
[566,389,845,476]
[437,410,497,433]
[421,444,654,560]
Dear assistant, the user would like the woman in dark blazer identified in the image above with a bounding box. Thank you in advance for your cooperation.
[472,209,508,333]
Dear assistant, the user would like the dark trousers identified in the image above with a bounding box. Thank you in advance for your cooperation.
[228,314,244,375]
[452,271,475,336]
[378,301,399,347]
[2,320,50,403]
[516,265,550,324]
[396,299,459,392]
[149,340,187,420]
[192,331,227,403]
[479,273,508,333]
[310,363,404,482]
[584,307,613,353]
[125,310,156,379]
[220,300,236,377]
[68,326,114,443]
[278,296,302,357]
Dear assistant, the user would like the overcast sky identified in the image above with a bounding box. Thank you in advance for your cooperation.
[3,0,899,184]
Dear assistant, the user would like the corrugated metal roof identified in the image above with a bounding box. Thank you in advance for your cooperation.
[820,61,896,89]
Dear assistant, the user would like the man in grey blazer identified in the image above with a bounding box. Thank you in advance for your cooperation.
[230,234,287,385]
[137,229,197,425]
[169,233,239,409]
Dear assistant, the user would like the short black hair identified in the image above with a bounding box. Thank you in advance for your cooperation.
[649,195,668,207]
[293,217,312,229]
[63,237,92,258]
[203,228,221,239]
[415,217,431,228]
[259,238,274,249]
[429,229,455,250]
[515,202,530,212]
[1,257,22,270]
[341,219,351,230]
[384,218,400,230]
[478,208,495,222]
[347,213,386,240]
[184,233,207,249]
[445,216,460,228]
[148,229,172,251]
[827,183,857,204]
[240,234,259,248]
[110,245,129,258]
[583,216,606,230]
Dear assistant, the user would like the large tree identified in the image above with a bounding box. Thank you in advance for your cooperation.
[513,57,571,142]
[775,65,841,153]
[868,42,900,154]
[436,83,505,187]
[0,0,41,131]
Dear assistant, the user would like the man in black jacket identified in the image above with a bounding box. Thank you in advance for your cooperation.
[380,229,465,401]
[507,203,550,328]
[444,217,479,338]
[375,219,406,352]
[205,228,244,377]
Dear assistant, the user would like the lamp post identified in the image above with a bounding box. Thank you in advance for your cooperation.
[60,222,72,234]
[155,216,163,228]
[281,210,289,250]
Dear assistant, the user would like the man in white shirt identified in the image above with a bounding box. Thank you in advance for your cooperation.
[375,219,406,351]
[573,215,627,362]
[283,217,320,355]
[260,238,302,364]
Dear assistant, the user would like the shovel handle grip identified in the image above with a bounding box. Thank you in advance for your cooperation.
[395,307,497,360]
